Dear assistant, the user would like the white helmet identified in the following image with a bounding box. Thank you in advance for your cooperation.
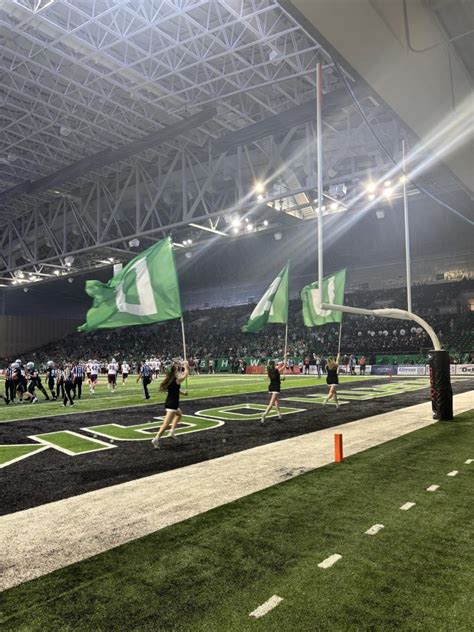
[112,358,116,363]
[27,362,34,369]
[15,359,21,364]
[11,362,17,368]
[47,360,54,367]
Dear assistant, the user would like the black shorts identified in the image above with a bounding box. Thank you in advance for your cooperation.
[122,373,128,379]
[90,374,98,383]
[326,377,339,385]
[108,374,116,384]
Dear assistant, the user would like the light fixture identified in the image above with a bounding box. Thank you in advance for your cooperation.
[128,238,140,248]
[330,202,339,211]
[399,175,407,184]
[185,252,192,259]
[60,126,72,137]
[247,223,254,232]
[366,182,376,193]
[187,239,192,245]
[368,193,375,201]
[68,277,74,283]
[18,271,25,279]
[12,280,18,285]
[64,255,74,267]
[231,216,241,228]
[108,257,114,263]
[383,187,393,199]
[23,287,29,293]
[257,194,264,202]
[7,153,18,163]
[376,209,385,219]
[232,226,240,235]
[254,181,265,194]
[263,220,269,227]
[384,180,392,187]
[54,269,61,276]
[274,232,282,241]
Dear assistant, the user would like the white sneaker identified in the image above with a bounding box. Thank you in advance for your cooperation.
[169,430,176,439]
[260,416,265,425]
[151,437,161,449]
[32,397,38,404]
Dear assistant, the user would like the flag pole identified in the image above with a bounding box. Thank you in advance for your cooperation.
[180,316,189,390]
[283,322,289,374]
[337,319,343,358]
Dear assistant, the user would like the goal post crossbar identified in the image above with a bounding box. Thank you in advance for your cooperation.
[320,303,442,351]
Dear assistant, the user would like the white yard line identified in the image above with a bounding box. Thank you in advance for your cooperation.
[400,502,416,511]
[426,485,440,492]
[465,459,473,464]
[0,391,472,592]
[318,554,342,569]
[447,470,458,477]
[365,524,384,535]
[249,595,283,618]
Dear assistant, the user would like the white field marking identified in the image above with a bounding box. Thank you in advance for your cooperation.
[28,431,116,456]
[400,502,416,511]
[365,524,385,535]
[249,595,283,619]
[318,553,342,569]
[465,459,473,464]
[447,470,458,477]
[426,485,440,492]
[0,445,49,468]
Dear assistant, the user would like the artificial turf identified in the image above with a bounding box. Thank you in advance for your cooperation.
[1,410,472,631]
[0,374,374,423]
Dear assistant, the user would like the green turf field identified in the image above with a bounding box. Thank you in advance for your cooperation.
[0,374,375,423]
[1,410,472,631]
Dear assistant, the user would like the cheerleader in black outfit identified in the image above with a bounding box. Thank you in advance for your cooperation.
[260,359,285,424]
[152,360,189,449]
[324,353,340,409]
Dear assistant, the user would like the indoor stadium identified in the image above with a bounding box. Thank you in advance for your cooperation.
[0,1,473,630]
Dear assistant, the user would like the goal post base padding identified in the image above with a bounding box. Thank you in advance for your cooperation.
[428,350,453,421]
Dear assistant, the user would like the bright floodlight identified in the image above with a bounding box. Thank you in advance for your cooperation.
[366,181,376,193]
[263,219,269,226]
[232,226,240,234]
[399,175,407,184]
[254,181,265,194]
[247,223,254,232]
[231,216,240,228]
[330,202,338,211]
[64,255,74,267]
[54,269,61,276]
[383,187,393,198]
[256,194,264,202]
[384,180,392,187]
[368,193,375,201]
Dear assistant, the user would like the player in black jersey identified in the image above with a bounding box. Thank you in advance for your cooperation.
[260,359,285,424]
[46,361,58,400]
[27,362,50,401]
[12,361,33,403]
[151,361,189,449]
[72,363,85,399]
[62,364,75,406]
[323,354,340,409]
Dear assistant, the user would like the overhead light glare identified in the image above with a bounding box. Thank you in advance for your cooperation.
[254,181,265,194]
[366,182,376,193]
[247,224,254,232]
[256,194,264,202]
[231,216,241,228]
[263,220,269,227]
[383,187,393,198]
[368,193,376,201]
[384,180,392,187]
[330,202,339,211]
[232,226,240,235]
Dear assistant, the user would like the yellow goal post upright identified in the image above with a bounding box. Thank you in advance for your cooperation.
[314,63,453,420]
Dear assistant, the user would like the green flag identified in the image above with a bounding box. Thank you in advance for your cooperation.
[242,263,289,333]
[301,269,346,326]
[79,237,182,332]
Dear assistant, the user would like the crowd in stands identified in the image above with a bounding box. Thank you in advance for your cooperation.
[7,280,474,369]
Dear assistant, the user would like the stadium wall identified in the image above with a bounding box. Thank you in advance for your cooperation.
[0,316,81,358]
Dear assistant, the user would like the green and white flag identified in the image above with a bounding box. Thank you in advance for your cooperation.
[301,269,346,326]
[242,263,289,333]
[79,237,182,332]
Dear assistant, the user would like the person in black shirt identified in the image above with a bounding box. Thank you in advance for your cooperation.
[260,359,285,424]
[46,361,58,400]
[63,364,75,407]
[152,361,189,449]
[324,354,340,409]
[27,362,50,401]
[72,363,84,399]
[137,360,152,399]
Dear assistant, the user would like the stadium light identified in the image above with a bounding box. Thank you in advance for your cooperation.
[64,255,74,267]
[368,193,376,201]
[232,226,240,235]
[254,181,265,194]
[383,187,393,199]
[384,180,392,187]
[247,223,254,232]
[231,216,241,228]
[54,269,61,276]
[128,238,140,248]
[330,202,339,211]
[399,175,407,184]
[263,220,269,226]
[274,232,282,240]
[366,181,376,193]
[256,194,264,202]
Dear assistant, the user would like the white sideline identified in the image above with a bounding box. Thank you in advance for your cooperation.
[365,524,384,535]
[0,391,472,591]
[426,485,440,492]
[318,554,342,569]
[400,502,416,511]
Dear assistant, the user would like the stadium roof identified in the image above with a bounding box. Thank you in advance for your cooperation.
[0,0,472,288]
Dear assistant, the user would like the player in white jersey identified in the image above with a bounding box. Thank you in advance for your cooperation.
[121,361,130,384]
[89,360,100,394]
[107,358,119,391]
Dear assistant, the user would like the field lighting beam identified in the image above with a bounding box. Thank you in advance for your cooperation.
[402,140,412,313]
[316,62,323,306]
[189,223,228,237]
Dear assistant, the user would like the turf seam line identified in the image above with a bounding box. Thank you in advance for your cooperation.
[318,554,342,569]
[447,470,458,477]
[249,595,283,618]
[400,502,416,511]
